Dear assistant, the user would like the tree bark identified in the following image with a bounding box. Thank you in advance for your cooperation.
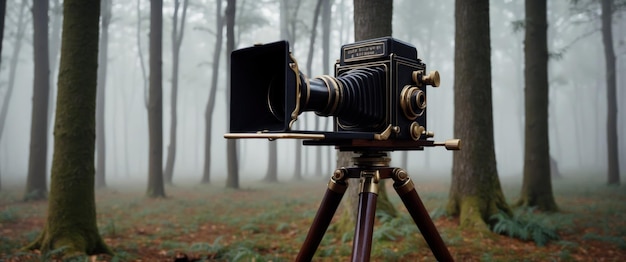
[24,0,111,256]
[602,0,620,185]
[25,0,51,201]
[225,0,239,189]
[353,0,392,40]
[202,0,224,184]
[446,0,511,230]
[516,0,558,211]
[96,0,112,189]
[147,0,166,198]
[164,0,188,184]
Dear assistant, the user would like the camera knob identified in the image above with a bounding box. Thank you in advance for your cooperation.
[410,122,425,141]
[413,70,440,87]
[424,71,440,87]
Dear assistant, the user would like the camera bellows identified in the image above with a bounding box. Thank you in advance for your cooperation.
[302,67,386,129]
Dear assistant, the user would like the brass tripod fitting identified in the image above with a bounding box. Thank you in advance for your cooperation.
[353,153,391,168]
[328,168,348,193]
[392,168,415,195]
[359,170,380,195]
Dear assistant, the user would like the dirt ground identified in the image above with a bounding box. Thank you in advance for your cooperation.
[1,175,625,261]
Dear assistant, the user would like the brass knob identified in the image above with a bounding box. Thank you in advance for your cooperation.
[444,139,461,150]
[423,70,440,87]
[412,70,440,87]
[410,122,425,141]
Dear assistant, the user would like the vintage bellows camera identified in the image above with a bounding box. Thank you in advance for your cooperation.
[225,37,459,151]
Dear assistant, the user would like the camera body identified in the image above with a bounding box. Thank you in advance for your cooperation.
[229,37,440,144]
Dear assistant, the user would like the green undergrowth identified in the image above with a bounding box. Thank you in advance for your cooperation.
[489,207,560,246]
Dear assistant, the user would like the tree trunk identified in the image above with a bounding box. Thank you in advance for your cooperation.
[353,0,392,40]
[279,0,289,44]
[25,0,51,201]
[24,0,111,256]
[335,0,398,232]
[0,0,5,66]
[136,0,148,178]
[164,0,188,184]
[47,0,62,132]
[147,0,166,198]
[137,0,150,108]
[96,0,112,189]
[322,0,331,75]
[280,0,302,180]
[306,0,324,76]
[294,139,302,180]
[446,0,511,230]
[202,0,224,184]
[516,0,558,211]
[264,142,278,182]
[225,0,239,189]
[0,0,4,190]
[0,0,27,191]
[602,0,620,185]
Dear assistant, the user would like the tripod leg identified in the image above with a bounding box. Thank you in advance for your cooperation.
[350,171,380,262]
[296,170,348,262]
[392,169,453,262]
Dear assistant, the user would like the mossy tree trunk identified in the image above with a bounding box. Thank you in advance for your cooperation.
[516,0,558,211]
[446,0,511,230]
[25,0,51,201]
[25,0,111,256]
[147,0,166,197]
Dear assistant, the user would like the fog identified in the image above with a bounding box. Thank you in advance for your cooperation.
[0,0,624,186]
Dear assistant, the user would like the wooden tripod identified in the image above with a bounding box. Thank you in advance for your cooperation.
[295,152,453,262]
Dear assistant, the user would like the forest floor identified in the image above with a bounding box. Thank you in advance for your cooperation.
[0,174,625,261]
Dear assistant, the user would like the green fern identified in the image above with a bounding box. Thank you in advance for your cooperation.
[490,208,559,246]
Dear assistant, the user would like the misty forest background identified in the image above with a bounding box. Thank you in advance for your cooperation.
[0,0,624,259]
[1,0,624,187]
